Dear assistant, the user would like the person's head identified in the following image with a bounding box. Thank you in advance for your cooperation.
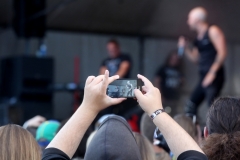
[84,115,142,160]
[106,39,120,58]
[187,7,208,31]
[140,113,155,143]
[0,124,41,160]
[133,132,155,160]
[202,97,240,160]
[174,114,200,143]
[36,120,60,150]
[165,50,181,68]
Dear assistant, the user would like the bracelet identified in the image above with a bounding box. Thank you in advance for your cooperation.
[150,109,165,120]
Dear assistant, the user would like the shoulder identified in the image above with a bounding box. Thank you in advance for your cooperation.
[120,54,131,61]
[209,25,224,38]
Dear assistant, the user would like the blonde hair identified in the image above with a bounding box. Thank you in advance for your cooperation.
[133,132,155,160]
[0,124,41,160]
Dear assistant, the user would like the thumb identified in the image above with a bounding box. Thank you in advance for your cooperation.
[110,98,126,106]
[134,89,145,100]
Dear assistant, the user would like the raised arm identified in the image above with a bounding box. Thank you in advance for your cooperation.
[116,61,130,78]
[178,36,199,63]
[45,70,125,159]
[134,75,205,158]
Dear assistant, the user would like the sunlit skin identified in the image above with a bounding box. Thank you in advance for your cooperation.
[187,7,208,32]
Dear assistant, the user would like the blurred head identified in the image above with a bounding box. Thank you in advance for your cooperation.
[36,120,60,150]
[140,113,155,143]
[174,114,200,143]
[106,39,120,58]
[133,132,155,160]
[166,51,180,67]
[202,97,240,160]
[187,7,207,31]
[0,124,41,160]
[85,115,142,160]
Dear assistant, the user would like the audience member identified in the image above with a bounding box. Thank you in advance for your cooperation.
[23,115,46,137]
[58,119,93,160]
[0,124,41,160]
[140,112,156,143]
[85,115,142,160]
[36,120,60,151]
[202,97,240,160]
[133,132,155,160]
[42,70,207,160]
[141,113,171,160]
[174,114,202,144]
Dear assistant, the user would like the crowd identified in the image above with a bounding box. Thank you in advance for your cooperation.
[0,6,239,160]
[0,70,239,160]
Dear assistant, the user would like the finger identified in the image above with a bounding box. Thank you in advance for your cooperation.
[137,74,154,88]
[109,98,126,106]
[102,70,109,90]
[86,76,95,85]
[91,75,104,85]
[108,75,120,84]
[142,86,148,92]
[134,89,145,100]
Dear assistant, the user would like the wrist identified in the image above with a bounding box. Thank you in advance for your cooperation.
[149,109,165,120]
[78,104,99,117]
[147,105,164,116]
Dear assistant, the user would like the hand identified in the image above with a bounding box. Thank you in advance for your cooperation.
[202,72,216,87]
[134,74,163,115]
[81,70,126,114]
[25,115,46,128]
[178,36,187,48]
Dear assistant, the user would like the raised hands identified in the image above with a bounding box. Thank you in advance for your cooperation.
[134,74,163,115]
[81,70,126,114]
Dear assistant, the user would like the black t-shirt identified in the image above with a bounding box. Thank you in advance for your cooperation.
[101,54,132,78]
[42,148,207,160]
[155,66,182,100]
[178,150,208,160]
[194,27,217,74]
[42,148,70,160]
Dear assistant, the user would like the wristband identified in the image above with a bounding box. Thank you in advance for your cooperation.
[150,109,165,120]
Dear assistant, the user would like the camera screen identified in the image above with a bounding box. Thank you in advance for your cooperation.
[107,80,137,98]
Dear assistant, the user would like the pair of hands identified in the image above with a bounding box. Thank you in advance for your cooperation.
[81,70,163,115]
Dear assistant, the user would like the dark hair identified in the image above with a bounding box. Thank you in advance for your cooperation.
[107,39,119,47]
[202,97,240,160]
[165,50,181,67]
